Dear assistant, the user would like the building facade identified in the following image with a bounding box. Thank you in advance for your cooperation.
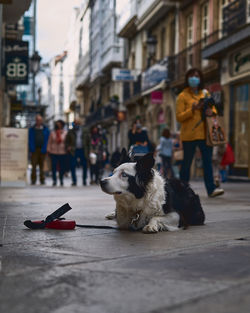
[38,0,250,178]
[202,0,250,178]
[0,0,33,128]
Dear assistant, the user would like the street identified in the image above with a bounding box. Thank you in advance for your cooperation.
[1,174,250,313]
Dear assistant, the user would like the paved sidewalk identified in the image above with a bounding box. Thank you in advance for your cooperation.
[1,176,250,313]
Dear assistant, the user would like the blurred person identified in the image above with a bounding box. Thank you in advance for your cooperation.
[172,132,183,178]
[134,123,149,147]
[176,68,224,197]
[212,144,226,187]
[47,120,67,186]
[28,115,50,185]
[128,121,137,149]
[65,118,90,186]
[158,128,174,178]
[90,126,108,184]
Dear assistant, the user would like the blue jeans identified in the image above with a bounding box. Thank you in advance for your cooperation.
[50,154,67,184]
[161,155,174,178]
[180,140,216,195]
[70,148,88,184]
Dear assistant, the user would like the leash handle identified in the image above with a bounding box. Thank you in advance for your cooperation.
[24,203,73,229]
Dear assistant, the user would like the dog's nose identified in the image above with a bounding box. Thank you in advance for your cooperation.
[100,179,107,188]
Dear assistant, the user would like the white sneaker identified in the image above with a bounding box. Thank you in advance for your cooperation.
[209,188,224,197]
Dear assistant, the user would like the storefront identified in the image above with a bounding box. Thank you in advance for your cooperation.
[221,44,250,178]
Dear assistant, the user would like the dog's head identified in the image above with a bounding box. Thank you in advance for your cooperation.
[100,151,155,199]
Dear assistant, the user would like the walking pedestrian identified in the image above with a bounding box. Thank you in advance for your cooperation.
[47,120,67,186]
[158,128,174,178]
[90,126,107,184]
[176,67,224,197]
[65,118,90,186]
[28,115,50,185]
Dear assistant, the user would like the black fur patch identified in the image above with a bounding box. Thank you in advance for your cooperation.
[127,154,155,199]
[162,178,205,227]
[127,175,145,199]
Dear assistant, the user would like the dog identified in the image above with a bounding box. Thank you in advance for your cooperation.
[100,150,205,233]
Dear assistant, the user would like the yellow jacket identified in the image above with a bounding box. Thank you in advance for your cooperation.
[176,87,213,141]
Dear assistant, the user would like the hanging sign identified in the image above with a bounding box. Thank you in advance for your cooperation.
[151,91,163,104]
[4,39,29,85]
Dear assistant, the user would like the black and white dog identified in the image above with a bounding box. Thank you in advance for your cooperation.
[100,150,205,233]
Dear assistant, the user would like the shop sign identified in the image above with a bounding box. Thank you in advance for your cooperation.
[151,91,163,104]
[230,46,250,76]
[112,68,138,82]
[142,63,166,91]
[0,128,28,187]
[3,39,29,85]
[142,57,173,91]
[11,101,23,112]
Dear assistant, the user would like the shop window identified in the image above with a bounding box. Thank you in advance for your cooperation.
[233,84,249,168]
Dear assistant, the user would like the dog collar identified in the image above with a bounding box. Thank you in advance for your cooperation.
[129,211,142,231]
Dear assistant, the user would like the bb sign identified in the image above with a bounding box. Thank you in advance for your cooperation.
[4,40,29,85]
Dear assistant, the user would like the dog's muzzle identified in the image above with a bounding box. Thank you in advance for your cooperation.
[100,179,122,195]
[100,179,108,192]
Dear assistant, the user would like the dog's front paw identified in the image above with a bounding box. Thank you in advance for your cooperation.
[105,212,116,220]
[142,224,158,234]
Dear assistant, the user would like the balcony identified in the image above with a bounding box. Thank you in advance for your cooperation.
[222,0,247,36]
[171,33,219,82]
[202,0,250,59]
[123,74,142,103]
[86,104,117,127]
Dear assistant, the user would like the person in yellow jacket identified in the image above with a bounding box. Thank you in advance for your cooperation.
[176,68,224,197]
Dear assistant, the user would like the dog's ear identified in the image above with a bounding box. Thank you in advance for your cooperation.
[136,153,155,172]
[119,148,130,165]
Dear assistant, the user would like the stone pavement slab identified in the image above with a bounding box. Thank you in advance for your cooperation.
[0,178,250,313]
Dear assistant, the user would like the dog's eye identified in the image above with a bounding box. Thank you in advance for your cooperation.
[121,172,128,178]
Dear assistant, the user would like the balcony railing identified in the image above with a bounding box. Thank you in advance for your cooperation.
[171,31,220,82]
[223,0,247,36]
[86,104,116,126]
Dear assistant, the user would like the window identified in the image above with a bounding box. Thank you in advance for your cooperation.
[186,13,193,47]
[160,28,166,59]
[170,19,175,56]
[219,0,235,37]
[186,13,193,68]
[201,2,209,47]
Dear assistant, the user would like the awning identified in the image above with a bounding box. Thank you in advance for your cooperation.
[137,0,175,31]
[141,80,166,96]
[3,0,32,23]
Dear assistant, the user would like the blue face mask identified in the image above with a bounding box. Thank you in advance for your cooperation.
[188,76,200,88]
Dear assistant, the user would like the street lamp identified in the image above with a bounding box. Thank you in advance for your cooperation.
[30,51,42,75]
[146,35,157,68]
[30,51,42,104]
